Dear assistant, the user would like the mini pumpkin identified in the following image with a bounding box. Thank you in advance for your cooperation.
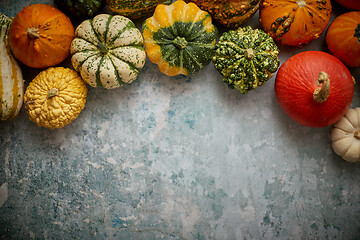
[212,26,280,94]
[326,11,360,68]
[142,0,218,76]
[259,0,332,46]
[275,51,354,128]
[8,4,75,69]
[0,14,24,121]
[24,67,87,129]
[331,108,360,162]
[70,14,146,88]
[185,0,261,28]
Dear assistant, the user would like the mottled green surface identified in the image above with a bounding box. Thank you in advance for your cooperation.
[213,26,280,94]
[0,1,360,240]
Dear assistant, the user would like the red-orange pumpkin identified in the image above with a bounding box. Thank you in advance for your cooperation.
[8,4,75,69]
[259,0,332,47]
[335,0,360,10]
[326,11,360,68]
[275,51,354,128]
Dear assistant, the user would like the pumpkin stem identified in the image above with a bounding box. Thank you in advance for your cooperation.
[244,48,255,60]
[173,36,188,49]
[26,27,40,39]
[47,88,59,99]
[313,71,330,103]
[296,0,307,8]
[97,42,109,55]
[354,129,360,140]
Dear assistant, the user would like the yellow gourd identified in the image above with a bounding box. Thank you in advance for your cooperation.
[24,67,87,129]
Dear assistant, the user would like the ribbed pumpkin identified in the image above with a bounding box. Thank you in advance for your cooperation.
[331,107,360,162]
[8,4,75,69]
[185,0,261,28]
[107,0,172,18]
[0,14,24,121]
[142,0,218,76]
[70,14,146,89]
[212,26,280,94]
[326,11,360,68]
[259,0,332,46]
[24,67,87,129]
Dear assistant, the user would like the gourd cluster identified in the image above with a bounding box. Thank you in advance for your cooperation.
[0,0,359,162]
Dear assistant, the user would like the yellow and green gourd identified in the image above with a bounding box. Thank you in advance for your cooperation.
[142,0,218,76]
[0,13,24,120]
[213,26,280,94]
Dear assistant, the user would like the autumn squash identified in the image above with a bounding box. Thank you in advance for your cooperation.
[331,108,360,162]
[8,4,75,69]
[0,14,24,121]
[54,0,105,19]
[275,51,354,128]
[185,0,261,28]
[24,67,87,129]
[212,26,280,94]
[259,0,332,47]
[107,0,172,18]
[326,11,360,68]
[70,14,146,89]
[335,0,360,10]
[142,0,218,76]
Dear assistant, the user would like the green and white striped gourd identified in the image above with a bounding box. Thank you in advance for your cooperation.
[70,14,146,89]
[0,13,24,120]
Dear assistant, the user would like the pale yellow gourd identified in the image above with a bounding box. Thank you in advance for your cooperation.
[24,67,87,129]
[0,13,24,120]
[331,107,360,162]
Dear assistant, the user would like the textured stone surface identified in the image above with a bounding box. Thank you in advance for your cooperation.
[1,1,360,239]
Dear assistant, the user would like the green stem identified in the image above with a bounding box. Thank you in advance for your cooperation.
[97,42,109,55]
[173,36,188,49]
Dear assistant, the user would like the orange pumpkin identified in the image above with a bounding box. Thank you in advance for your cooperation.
[326,11,360,68]
[8,4,75,69]
[259,0,332,47]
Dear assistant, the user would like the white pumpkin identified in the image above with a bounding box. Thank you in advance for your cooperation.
[70,14,146,89]
[0,13,24,120]
[331,107,360,162]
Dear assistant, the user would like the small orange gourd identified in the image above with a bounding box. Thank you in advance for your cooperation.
[259,0,332,47]
[326,11,360,68]
[8,4,75,69]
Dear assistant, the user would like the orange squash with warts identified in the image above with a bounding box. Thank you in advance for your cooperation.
[259,0,332,47]
[8,4,75,69]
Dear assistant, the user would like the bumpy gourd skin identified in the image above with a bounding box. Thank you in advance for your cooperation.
[24,67,87,129]
[54,0,104,19]
[213,26,280,94]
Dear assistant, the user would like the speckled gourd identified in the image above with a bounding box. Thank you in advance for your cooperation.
[70,14,146,89]
[0,13,24,121]
[212,26,280,94]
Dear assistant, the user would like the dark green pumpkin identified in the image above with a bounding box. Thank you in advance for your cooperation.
[142,0,218,76]
[54,0,105,19]
[106,0,171,18]
[213,26,280,93]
